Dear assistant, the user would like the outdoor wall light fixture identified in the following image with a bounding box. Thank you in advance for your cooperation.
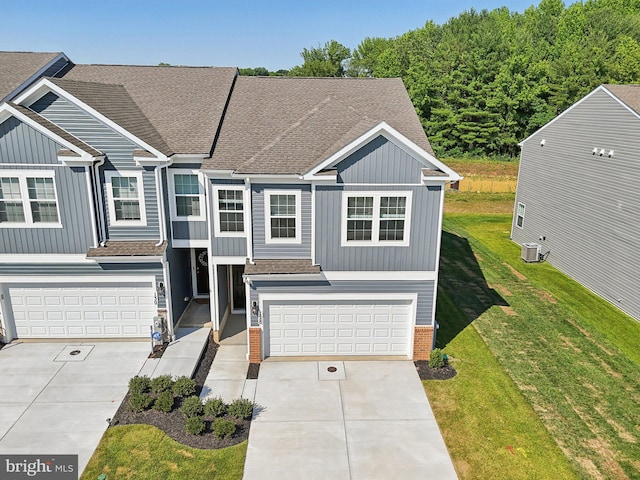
[251,301,259,316]
[156,282,165,297]
[540,138,546,146]
[599,148,606,156]
[592,147,598,155]
[608,150,614,158]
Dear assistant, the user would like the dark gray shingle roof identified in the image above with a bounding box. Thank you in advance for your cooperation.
[604,84,640,114]
[0,51,61,101]
[62,64,237,155]
[244,259,321,275]
[87,241,167,258]
[205,76,434,174]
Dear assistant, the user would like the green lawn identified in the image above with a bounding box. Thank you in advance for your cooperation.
[427,213,640,479]
[80,425,246,480]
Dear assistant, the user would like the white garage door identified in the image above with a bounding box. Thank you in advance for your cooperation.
[9,282,156,338]
[267,300,413,357]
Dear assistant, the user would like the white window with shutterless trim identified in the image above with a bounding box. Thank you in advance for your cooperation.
[105,170,147,226]
[213,185,246,237]
[264,189,301,244]
[0,170,61,228]
[168,169,205,221]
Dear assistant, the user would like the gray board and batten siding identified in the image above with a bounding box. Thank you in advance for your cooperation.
[30,92,160,241]
[251,184,312,259]
[0,117,94,253]
[210,178,247,257]
[512,87,640,322]
[249,279,435,328]
[0,262,166,309]
[315,184,442,271]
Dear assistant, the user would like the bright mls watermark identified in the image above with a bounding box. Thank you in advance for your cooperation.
[0,455,77,479]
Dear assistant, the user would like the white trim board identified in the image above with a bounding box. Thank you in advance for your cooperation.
[0,275,155,284]
[322,271,437,281]
[0,254,94,264]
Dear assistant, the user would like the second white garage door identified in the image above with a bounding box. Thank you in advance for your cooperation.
[9,282,156,338]
[266,299,413,357]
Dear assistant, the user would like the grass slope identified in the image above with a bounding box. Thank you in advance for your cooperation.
[434,214,640,479]
[81,425,247,480]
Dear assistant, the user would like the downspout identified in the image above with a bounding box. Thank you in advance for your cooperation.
[93,157,107,246]
[245,177,254,264]
[161,252,175,342]
[85,165,99,248]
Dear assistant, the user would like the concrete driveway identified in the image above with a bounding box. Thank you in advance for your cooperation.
[0,341,150,475]
[244,360,458,480]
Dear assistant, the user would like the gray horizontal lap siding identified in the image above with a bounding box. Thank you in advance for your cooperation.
[0,262,166,309]
[252,184,311,259]
[338,136,427,184]
[210,178,247,257]
[316,184,441,271]
[31,92,159,241]
[512,88,640,321]
[0,118,94,254]
[249,279,434,327]
[172,221,208,240]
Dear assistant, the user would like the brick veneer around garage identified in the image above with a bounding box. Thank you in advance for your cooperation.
[249,327,262,363]
[413,326,435,360]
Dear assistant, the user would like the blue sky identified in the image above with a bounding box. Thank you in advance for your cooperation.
[3,0,538,70]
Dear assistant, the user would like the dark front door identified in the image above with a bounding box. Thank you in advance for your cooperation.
[231,265,246,311]
[194,248,209,296]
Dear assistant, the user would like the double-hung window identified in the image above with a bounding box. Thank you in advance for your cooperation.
[213,185,245,236]
[265,190,301,243]
[105,171,147,226]
[169,170,205,221]
[342,191,412,246]
[516,202,525,228]
[0,171,60,227]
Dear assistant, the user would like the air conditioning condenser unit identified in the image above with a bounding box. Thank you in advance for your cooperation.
[521,243,541,263]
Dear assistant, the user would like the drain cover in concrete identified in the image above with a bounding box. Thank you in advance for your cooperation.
[318,361,346,380]
[54,345,94,362]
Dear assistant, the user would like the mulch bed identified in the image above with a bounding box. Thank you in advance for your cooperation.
[109,331,251,450]
[414,361,457,380]
[246,363,260,380]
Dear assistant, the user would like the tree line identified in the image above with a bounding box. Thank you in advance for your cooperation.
[241,0,640,158]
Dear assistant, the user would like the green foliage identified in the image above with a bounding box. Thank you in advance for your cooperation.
[238,67,271,76]
[227,399,254,420]
[429,348,446,369]
[128,375,151,395]
[204,397,227,418]
[128,392,153,413]
[212,419,237,440]
[289,40,351,77]
[185,416,206,436]
[172,376,197,397]
[180,396,204,418]
[153,390,175,413]
[150,375,174,395]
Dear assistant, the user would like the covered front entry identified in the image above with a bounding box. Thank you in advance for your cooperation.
[4,282,156,338]
[264,298,414,357]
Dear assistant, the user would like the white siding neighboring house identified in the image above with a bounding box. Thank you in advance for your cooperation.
[512,84,640,322]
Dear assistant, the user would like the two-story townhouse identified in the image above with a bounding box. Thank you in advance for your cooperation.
[0,52,459,362]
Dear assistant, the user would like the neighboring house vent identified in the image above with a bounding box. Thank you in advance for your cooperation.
[521,243,541,263]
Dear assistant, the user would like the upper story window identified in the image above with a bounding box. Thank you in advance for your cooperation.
[516,202,525,228]
[264,189,301,244]
[213,185,245,237]
[341,191,412,246]
[0,171,61,228]
[168,169,205,221]
[105,170,147,226]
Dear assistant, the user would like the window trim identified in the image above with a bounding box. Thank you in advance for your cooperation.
[213,185,247,238]
[341,191,412,247]
[105,170,147,227]
[264,189,302,244]
[516,202,525,229]
[167,169,206,222]
[0,170,61,229]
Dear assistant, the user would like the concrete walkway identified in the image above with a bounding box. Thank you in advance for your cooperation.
[138,327,210,379]
[243,361,458,480]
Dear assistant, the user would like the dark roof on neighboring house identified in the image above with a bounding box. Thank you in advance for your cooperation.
[9,103,102,157]
[48,77,172,156]
[604,84,640,115]
[0,51,63,101]
[87,241,167,258]
[61,64,238,155]
[205,76,435,174]
[244,259,321,275]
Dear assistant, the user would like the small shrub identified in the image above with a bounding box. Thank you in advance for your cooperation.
[204,397,227,418]
[227,398,254,420]
[128,375,151,395]
[128,392,153,413]
[172,376,196,397]
[429,348,446,369]
[212,418,236,439]
[153,390,175,413]
[185,416,206,435]
[180,396,204,418]
[150,374,174,395]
